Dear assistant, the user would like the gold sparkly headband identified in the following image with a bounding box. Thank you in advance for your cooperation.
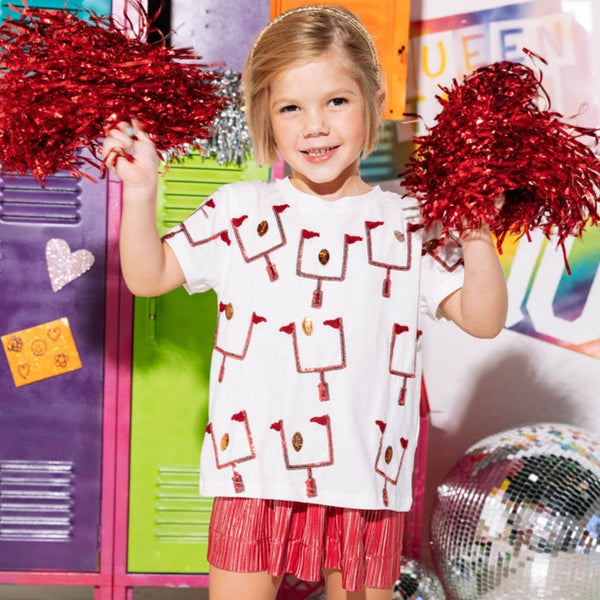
[249,5,379,72]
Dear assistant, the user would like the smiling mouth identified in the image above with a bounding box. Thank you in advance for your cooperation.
[302,146,338,157]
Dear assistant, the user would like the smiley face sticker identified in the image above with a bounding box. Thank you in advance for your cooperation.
[1,317,82,387]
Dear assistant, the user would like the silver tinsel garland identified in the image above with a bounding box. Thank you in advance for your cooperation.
[160,70,250,166]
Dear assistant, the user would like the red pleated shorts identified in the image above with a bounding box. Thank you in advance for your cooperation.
[207,497,405,592]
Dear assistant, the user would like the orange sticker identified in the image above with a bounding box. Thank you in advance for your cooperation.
[2,317,82,387]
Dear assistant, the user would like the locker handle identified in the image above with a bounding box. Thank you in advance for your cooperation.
[146,297,157,344]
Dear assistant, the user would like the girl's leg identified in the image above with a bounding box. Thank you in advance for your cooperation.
[208,565,282,600]
[323,569,393,600]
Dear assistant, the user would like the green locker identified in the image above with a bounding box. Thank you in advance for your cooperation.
[128,155,270,572]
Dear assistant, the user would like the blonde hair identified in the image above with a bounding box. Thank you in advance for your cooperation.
[242,5,385,166]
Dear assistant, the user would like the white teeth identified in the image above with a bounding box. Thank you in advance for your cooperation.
[306,148,331,156]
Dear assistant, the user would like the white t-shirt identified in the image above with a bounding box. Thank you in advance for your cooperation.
[164,177,464,512]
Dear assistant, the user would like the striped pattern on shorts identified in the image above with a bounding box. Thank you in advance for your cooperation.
[207,496,405,592]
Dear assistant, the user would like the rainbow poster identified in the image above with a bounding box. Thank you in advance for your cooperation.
[404,0,600,359]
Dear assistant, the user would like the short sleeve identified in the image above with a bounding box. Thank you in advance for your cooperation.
[162,185,232,294]
[420,232,464,319]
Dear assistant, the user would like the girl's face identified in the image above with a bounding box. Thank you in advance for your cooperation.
[269,48,369,200]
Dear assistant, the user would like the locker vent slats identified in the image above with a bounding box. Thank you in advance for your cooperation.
[154,465,213,543]
[0,460,75,542]
[0,173,82,225]
[157,156,269,234]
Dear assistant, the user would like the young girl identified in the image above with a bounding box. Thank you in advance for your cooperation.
[103,5,508,599]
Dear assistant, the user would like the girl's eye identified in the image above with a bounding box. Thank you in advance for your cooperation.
[280,104,299,113]
[330,97,347,107]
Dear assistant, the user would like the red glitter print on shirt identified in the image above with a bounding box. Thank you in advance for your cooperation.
[214,306,266,382]
[389,324,422,405]
[279,317,346,401]
[422,236,463,272]
[374,420,409,507]
[231,204,290,281]
[161,198,232,247]
[270,415,333,498]
[365,221,419,298]
[205,410,256,493]
[297,230,363,308]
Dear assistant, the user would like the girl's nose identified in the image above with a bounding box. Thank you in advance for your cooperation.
[303,109,329,137]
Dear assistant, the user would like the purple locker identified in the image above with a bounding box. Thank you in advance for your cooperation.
[0,166,107,571]
[171,0,270,72]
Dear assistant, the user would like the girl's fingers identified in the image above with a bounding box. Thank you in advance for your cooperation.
[100,119,159,181]
[131,118,154,145]
[104,120,154,152]
[103,132,133,156]
[101,146,127,174]
[101,132,134,170]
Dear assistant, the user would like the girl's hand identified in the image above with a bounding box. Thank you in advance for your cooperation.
[442,192,508,338]
[459,193,506,242]
[101,119,158,190]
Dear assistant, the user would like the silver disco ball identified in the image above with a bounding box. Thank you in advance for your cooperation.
[393,557,446,599]
[430,423,600,599]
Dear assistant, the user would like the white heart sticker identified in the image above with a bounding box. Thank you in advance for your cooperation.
[46,238,95,292]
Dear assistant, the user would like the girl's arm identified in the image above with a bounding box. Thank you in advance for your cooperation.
[102,121,185,297]
[439,225,508,338]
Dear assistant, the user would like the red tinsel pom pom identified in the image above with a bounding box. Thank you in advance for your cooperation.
[402,49,600,262]
[0,3,225,182]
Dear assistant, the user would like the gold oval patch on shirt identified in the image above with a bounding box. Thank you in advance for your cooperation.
[292,431,303,452]
[302,317,313,336]
[225,303,234,320]
[257,220,269,236]
[385,446,393,464]
[220,433,229,451]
